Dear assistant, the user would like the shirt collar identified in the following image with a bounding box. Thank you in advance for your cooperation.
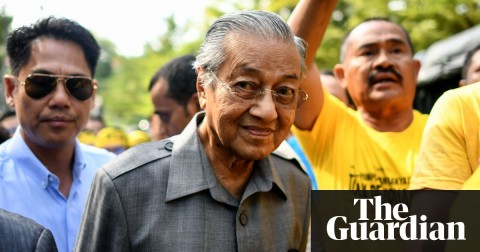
[5,128,86,188]
[165,112,288,205]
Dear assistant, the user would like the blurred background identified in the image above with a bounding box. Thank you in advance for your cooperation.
[0,0,479,130]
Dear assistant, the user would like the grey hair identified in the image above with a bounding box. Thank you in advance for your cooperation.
[194,10,307,85]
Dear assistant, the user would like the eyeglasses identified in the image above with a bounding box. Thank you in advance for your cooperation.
[13,73,96,101]
[209,70,308,110]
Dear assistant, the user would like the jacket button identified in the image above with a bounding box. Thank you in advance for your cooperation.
[239,212,248,226]
[164,141,173,151]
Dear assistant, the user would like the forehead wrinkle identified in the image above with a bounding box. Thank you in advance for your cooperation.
[344,21,411,54]
[357,37,408,50]
[223,34,301,82]
[230,64,260,77]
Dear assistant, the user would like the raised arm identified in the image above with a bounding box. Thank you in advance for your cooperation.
[288,0,338,130]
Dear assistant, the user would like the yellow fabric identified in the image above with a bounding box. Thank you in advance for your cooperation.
[410,84,480,190]
[462,165,480,189]
[128,130,151,147]
[77,130,96,146]
[95,127,129,149]
[292,91,428,190]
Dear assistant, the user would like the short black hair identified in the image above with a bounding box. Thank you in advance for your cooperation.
[89,115,105,124]
[320,69,335,76]
[462,44,480,79]
[6,16,100,77]
[340,17,415,62]
[0,126,10,144]
[148,54,198,107]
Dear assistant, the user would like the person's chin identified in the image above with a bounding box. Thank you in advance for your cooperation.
[369,87,404,101]
[236,144,274,160]
[45,130,76,142]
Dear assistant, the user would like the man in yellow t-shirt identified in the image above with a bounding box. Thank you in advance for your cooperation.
[294,87,427,190]
[406,83,480,252]
[410,83,480,190]
[288,0,427,190]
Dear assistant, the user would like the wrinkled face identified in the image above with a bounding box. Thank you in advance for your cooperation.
[464,50,480,86]
[197,33,302,160]
[335,21,420,111]
[4,38,96,149]
[150,78,198,139]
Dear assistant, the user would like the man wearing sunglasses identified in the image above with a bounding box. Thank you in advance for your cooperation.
[76,10,311,251]
[0,17,115,252]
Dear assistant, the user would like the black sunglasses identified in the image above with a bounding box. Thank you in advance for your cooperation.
[16,73,96,101]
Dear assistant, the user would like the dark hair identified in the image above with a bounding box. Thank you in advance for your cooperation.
[148,55,198,107]
[339,17,415,62]
[0,110,16,122]
[6,16,100,77]
[0,126,10,144]
[462,44,480,79]
[320,69,335,76]
[89,115,105,124]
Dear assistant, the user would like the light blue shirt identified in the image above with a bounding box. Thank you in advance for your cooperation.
[286,136,318,190]
[0,129,115,252]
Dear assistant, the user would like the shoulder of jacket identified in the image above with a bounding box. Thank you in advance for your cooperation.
[271,141,308,176]
[101,136,178,179]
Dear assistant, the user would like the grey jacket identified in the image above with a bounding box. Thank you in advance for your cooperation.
[76,113,311,252]
[0,209,57,252]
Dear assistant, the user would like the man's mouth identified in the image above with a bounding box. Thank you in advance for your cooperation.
[368,70,402,86]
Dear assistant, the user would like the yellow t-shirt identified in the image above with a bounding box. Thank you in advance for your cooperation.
[410,83,480,190]
[292,92,428,190]
[461,165,480,190]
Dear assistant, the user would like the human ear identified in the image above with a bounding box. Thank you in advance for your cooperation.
[333,64,347,89]
[196,67,207,109]
[4,75,16,108]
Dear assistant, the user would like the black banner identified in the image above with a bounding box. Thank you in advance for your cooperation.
[311,190,479,252]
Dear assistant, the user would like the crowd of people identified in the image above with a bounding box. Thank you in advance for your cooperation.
[0,0,479,251]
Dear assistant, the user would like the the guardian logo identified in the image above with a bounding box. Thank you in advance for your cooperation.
[326,196,466,241]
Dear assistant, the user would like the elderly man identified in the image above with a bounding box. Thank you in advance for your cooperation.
[0,17,115,252]
[76,10,311,251]
[288,0,427,190]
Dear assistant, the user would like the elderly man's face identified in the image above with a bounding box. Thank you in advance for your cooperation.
[198,33,302,160]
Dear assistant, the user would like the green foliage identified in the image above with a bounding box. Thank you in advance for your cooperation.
[0,9,12,72]
[0,9,12,114]
[100,54,164,127]
[97,0,480,127]
[316,0,480,69]
[2,0,471,127]
[97,14,201,127]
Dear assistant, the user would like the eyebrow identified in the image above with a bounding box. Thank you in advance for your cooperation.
[30,69,88,77]
[357,38,408,50]
[232,64,299,81]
